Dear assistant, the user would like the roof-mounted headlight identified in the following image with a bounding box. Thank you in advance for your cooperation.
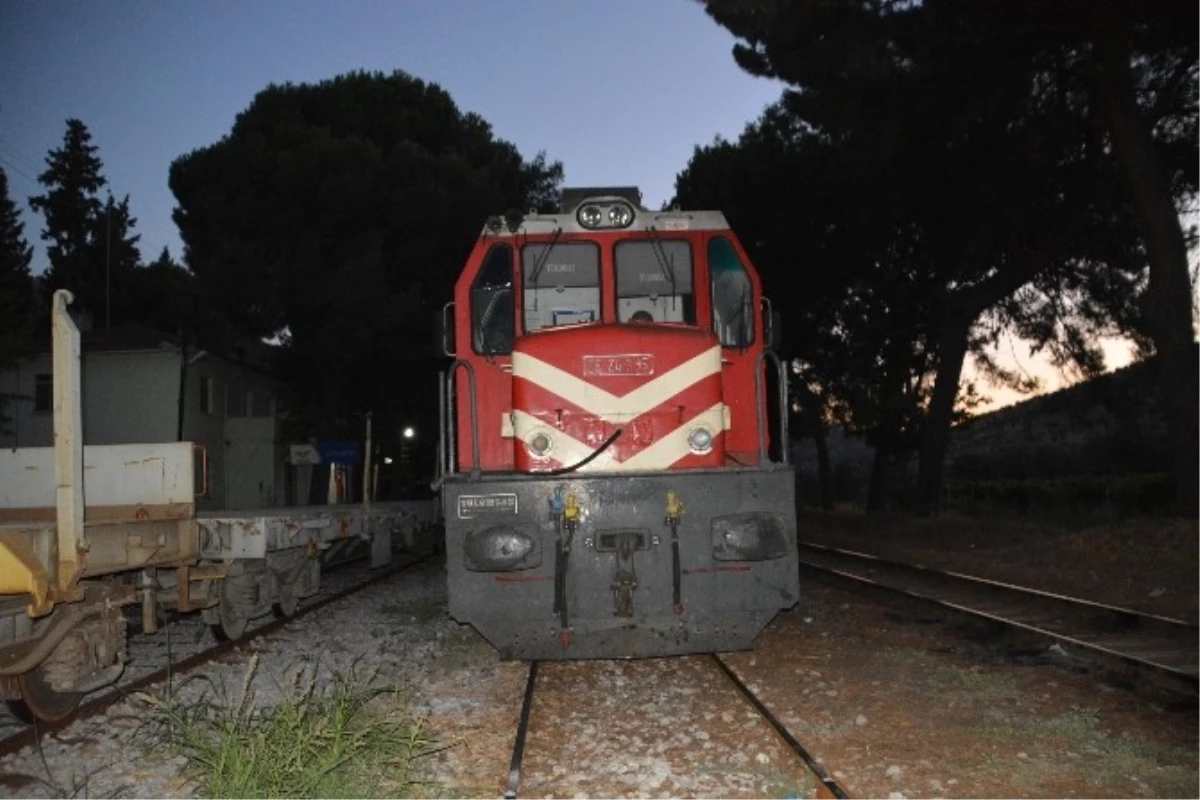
[579,205,603,228]
[577,200,635,230]
[608,204,633,227]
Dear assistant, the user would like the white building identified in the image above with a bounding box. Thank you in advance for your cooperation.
[0,323,285,511]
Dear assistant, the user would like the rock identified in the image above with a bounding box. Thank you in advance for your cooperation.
[855,714,868,726]
[885,765,903,778]
[756,752,770,765]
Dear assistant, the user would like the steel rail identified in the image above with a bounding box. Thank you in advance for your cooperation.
[503,660,540,799]
[0,551,437,758]
[797,541,1199,690]
[712,654,850,799]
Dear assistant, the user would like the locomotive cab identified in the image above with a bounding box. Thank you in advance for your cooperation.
[437,188,798,659]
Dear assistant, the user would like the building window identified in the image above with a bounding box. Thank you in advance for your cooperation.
[34,373,52,413]
[199,375,214,415]
[252,391,273,418]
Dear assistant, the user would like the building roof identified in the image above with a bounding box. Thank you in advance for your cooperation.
[78,323,181,354]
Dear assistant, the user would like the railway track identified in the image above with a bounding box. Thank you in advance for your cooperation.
[0,547,434,757]
[502,656,849,799]
[797,540,1199,694]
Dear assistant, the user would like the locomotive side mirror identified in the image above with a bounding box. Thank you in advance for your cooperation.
[762,296,782,352]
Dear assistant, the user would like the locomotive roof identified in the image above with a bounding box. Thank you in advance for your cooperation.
[481,198,732,237]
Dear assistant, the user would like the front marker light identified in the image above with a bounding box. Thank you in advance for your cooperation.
[687,426,714,454]
[527,431,554,457]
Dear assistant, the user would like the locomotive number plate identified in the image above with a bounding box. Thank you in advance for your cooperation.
[583,353,654,377]
[457,493,519,518]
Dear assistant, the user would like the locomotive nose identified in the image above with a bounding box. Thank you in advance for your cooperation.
[510,324,725,473]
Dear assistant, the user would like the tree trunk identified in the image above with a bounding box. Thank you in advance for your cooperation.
[915,312,973,516]
[866,443,892,513]
[1093,21,1200,517]
[813,426,834,511]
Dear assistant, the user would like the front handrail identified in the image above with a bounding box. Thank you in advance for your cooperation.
[754,349,790,465]
[446,359,481,480]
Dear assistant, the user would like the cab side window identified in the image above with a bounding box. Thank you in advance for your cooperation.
[471,244,515,355]
[709,237,754,348]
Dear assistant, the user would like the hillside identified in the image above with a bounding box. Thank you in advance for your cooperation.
[945,353,1183,480]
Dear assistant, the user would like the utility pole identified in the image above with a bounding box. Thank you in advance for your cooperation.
[105,196,111,329]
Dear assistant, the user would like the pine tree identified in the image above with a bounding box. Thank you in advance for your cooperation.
[0,167,35,434]
[29,118,107,317]
[86,193,141,327]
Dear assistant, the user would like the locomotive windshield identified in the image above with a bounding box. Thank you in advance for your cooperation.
[614,240,695,324]
[523,241,601,332]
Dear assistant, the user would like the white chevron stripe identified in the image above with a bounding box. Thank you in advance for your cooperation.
[512,346,721,422]
[512,404,727,472]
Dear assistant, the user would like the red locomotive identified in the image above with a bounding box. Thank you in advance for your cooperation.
[436,187,798,659]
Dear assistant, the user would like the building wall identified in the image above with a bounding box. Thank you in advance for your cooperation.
[0,350,179,448]
[180,356,281,511]
[1,349,283,512]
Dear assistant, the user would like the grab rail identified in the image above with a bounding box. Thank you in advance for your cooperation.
[445,359,481,480]
[754,349,790,465]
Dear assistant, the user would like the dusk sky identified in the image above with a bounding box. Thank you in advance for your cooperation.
[0,0,1168,409]
[0,0,783,274]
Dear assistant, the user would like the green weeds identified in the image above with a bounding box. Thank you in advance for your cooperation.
[136,654,439,798]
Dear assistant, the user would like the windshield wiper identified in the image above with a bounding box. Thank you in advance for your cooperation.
[646,225,677,310]
[527,227,563,312]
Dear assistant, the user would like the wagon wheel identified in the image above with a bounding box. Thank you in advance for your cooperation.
[212,576,253,641]
[14,663,83,722]
[273,578,299,619]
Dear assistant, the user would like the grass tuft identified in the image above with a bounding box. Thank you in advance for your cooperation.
[135,654,438,799]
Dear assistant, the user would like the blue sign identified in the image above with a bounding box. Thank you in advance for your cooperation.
[315,441,361,464]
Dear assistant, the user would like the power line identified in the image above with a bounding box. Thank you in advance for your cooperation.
[0,153,38,187]
[0,135,41,173]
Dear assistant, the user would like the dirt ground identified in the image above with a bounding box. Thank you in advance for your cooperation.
[797,510,1199,623]
[761,510,1199,798]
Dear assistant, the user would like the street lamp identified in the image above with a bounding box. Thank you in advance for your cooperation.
[403,426,415,439]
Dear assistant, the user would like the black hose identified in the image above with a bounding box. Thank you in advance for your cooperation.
[539,429,623,476]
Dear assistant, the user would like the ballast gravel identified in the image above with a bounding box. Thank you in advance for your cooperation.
[0,557,820,799]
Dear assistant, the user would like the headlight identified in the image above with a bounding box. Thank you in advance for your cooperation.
[608,204,632,227]
[577,201,635,229]
[578,205,602,228]
[527,431,554,457]
[687,426,714,454]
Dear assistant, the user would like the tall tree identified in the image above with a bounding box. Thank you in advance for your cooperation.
[86,193,142,328]
[0,167,35,435]
[675,101,943,511]
[126,246,195,335]
[29,119,107,317]
[700,0,1198,515]
[170,70,562,449]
